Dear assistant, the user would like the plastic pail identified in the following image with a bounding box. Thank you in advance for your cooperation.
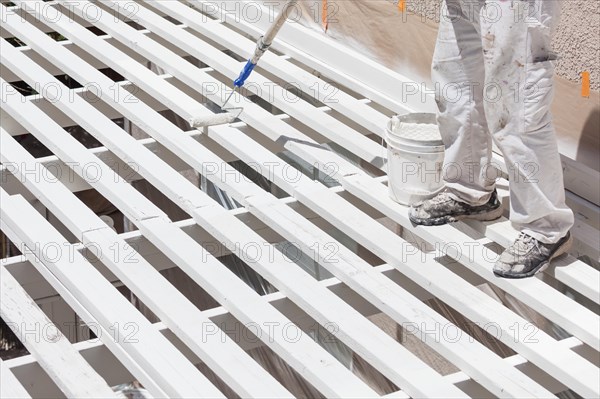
[385,113,445,206]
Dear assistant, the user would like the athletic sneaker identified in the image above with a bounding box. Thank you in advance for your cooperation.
[408,190,503,226]
[494,232,572,279]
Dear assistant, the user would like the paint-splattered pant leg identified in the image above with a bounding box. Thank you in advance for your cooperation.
[433,0,573,243]
[431,0,496,206]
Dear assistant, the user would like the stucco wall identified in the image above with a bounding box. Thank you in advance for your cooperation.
[409,0,599,89]
[553,0,600,90]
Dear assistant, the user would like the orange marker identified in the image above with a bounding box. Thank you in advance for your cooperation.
[398,0,406,12]
[581,71,590,98]
[322,0,329,32]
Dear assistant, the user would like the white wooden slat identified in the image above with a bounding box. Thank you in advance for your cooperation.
[0,267,117,398]
[0,190,224,399]
[207,123,599,398]
[2,70,213,136]
[0,1,153,37]
[0,130,294,399]
[2,174,390,306]
[7,270,594,399]
[347,175,600,347]
[0,358,32,399]
[5,5,214,124]
[560,153,600,207]
[8,4,469,397]
[1,31,377,399]
[191,209,469,398]
[0,42,208,213]
[0,132,236,203]
[2,74,193,139]
[0,192,318,303]
[4,31,184,82]
[302,182,600,397]
[241,201,554,398]
[94,0,385,168]
[143,0,389,137]
[382,336,594,398]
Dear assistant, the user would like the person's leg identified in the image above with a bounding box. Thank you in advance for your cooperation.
[480,0,574,277]
[432,0,496,205]
[481,0,573,243]
[409,0,502,226]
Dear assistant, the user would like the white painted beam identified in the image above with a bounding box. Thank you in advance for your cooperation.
[2,1,597,397]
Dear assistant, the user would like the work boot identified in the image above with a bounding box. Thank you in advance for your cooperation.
[409,190,503,226]
[494,232,573,279]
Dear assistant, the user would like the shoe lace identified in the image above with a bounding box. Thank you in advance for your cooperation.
[513,232,540,254]
[429,192,452,205]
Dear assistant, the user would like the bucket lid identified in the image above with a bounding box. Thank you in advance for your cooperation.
[387,113,443,146]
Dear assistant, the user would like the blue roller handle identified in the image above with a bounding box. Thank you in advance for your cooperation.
[234,60,257,88]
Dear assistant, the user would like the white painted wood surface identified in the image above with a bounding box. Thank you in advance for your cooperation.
[1,1,598,398]
[0,129,293,399]
[115,0,599,352]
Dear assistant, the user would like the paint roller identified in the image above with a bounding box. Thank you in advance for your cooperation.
[192,0,299,129]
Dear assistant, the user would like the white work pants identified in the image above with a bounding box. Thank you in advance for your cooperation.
[432,0,574,243]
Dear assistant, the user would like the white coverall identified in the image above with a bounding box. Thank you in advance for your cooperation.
[432,0,574,243]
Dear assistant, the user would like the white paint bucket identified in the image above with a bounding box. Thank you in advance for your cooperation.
[385,113,445,206]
